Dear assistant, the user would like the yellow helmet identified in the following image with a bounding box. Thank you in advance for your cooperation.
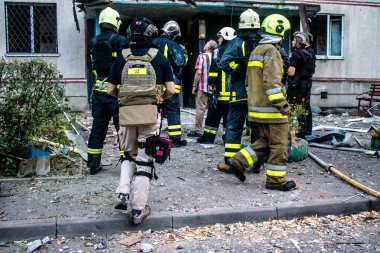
[99,7,121,30]
[239,9,260,29]
[261,14,290,37]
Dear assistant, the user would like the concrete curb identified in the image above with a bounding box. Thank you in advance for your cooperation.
[1,197,379,241]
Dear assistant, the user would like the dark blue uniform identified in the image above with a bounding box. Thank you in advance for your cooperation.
[152,35,187,144]
[219,32,260,161]
[287,47,316,138]
[86,28,129,171]
[198,41,230,144]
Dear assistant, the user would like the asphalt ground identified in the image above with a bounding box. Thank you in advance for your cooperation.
[0,110,379,241]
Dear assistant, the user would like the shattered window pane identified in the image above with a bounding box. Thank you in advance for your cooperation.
[5,3,57,54]
[310,15,343,57]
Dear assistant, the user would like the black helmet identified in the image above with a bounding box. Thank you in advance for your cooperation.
[127,17,158,41]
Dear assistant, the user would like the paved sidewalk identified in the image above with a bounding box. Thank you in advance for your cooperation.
[1,111,379,241]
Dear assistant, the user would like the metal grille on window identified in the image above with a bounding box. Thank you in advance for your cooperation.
[5,3,57,54]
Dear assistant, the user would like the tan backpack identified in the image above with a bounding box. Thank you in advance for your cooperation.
[118,48,159,126]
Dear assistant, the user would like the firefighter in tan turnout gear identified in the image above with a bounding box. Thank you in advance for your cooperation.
[218,14,296,191]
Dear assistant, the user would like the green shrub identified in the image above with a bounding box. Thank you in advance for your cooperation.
[0,58,68,175]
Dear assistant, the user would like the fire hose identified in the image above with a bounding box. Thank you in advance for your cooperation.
[308,151,380,199]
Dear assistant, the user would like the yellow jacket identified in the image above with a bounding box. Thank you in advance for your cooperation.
[246,43,290,123]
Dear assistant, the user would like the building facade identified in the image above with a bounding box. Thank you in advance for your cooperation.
[1,0,379,110]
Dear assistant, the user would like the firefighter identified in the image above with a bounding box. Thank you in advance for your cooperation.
[287,31,316,138]
[218,9,261,162]
[86,7,129,175]
[153,21,188,147]
[197,27,236,144]
[107,17,175,224]
[217,14,296,192]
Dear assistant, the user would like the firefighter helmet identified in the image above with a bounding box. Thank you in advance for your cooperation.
[238,9,260,29]
[217,27,236,41]
[161,20,181,40]
[99,7,121,30]
[293,31,309,45]
[127,17,158,41]
[261,14,290,37]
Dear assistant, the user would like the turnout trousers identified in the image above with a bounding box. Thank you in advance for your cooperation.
[203,103,229,143]
[224,103,248,162]
[230,122,289,187]
[87,93,120,169]
[116,122,158,211]
[164,94,183,142]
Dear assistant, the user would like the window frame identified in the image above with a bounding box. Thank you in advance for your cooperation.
[313,13,345,60]
[4,1,59,57]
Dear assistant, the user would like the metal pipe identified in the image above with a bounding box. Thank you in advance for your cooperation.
[308,151,380,199]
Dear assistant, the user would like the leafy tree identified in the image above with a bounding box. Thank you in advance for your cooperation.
[0,58,68,175]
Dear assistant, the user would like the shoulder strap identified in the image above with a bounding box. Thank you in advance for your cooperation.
[122,48,132,60]
[122,48,158,62]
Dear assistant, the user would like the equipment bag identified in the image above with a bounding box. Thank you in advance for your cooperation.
[90,34,117,72]
[145,136,172,165]
[118,48,159,126]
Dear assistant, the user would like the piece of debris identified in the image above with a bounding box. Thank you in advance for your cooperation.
[41,236,50,244]
[27,239,42,253]
[140,242,154,252]
[289,238,302,253]
[94,239,107,250]
[119,233,143,247]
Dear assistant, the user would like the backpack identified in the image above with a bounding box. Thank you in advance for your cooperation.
[119,48,158,106]
[90,33,117,72]
[300,48,316,78]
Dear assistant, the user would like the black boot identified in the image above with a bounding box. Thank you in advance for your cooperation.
[217,162,246,182]
[88,154,102,175]
[266,181,296,191]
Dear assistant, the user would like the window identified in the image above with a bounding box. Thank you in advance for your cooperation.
[5,2,57,54]
[310,14,344,58]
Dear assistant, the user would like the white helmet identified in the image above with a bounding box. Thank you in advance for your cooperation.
[99,7,121,30]
[293,31,309,45]
[161,20,181,40]
[239,9,260,29]
[217,27,236,41]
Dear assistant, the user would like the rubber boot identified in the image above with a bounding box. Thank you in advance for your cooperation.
[266,180,296,191]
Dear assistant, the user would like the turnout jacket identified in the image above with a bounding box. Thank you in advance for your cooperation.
[246,43,290,124]
[219,34,259,105]
[153,35,187,93]
[208,42,232,104]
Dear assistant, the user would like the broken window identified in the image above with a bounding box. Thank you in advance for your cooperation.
[311,15,343,58]
[5,2,58,54]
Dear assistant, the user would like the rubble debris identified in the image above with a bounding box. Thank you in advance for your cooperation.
[26,239,42,253]
[289,238,302,253]
[313,125,369,133]
[140,242,154,252]
[119,232,143,247]
[309,143,379,156]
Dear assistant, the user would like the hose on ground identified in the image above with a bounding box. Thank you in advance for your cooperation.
[308,151,380,199]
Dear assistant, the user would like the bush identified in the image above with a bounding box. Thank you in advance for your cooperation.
[0,58,68,175]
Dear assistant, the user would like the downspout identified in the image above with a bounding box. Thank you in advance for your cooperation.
[308,151,380,199]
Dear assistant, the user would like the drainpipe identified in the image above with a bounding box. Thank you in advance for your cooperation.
[298,4,310,32]
[308,151,380,199]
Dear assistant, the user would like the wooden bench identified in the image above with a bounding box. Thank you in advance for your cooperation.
[357,83,380,114]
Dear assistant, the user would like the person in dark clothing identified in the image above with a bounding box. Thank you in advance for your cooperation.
[218,9,261,162]
[107,17,175,225]
[152,21,188,147]
[196,27,236,144]
[287,31,316,138]
[86,7,129,175]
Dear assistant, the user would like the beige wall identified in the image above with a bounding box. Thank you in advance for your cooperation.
[312,4,380,107]
[0,0,88,111]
